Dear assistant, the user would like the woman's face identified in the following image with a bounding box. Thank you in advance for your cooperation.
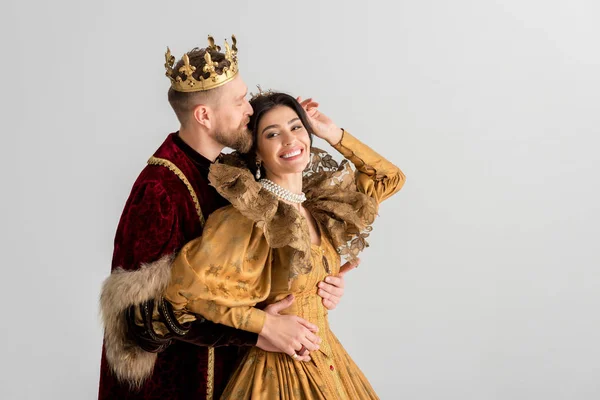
[255,105,311,178]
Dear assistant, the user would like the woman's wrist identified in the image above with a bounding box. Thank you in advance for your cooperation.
[325,127,344,146]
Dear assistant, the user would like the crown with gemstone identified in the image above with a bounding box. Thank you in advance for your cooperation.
[165,35,239,92]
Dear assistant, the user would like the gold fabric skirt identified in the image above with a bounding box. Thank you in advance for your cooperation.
[221,244,378,399]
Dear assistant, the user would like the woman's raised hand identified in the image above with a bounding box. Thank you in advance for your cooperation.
[297,96,343,146]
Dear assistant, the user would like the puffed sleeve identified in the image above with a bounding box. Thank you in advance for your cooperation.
[164,206,272,334]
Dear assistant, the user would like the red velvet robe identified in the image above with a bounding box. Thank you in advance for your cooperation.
[98,133,253,400]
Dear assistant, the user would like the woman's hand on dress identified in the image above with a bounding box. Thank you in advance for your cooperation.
[297,96,343,146]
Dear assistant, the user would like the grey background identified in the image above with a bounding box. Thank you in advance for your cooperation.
[2,0,599,399]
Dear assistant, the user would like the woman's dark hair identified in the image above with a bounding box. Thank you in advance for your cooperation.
[243,92,314,179]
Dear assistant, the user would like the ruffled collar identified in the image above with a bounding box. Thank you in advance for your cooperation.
[208,149,378,281]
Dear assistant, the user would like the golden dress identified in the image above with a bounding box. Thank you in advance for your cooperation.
[165,132,406,399]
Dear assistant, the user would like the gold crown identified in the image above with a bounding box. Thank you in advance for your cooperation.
[165,35,239,92]
[249,85,275,102]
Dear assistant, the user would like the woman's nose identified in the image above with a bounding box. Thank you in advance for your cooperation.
[282,133,295,146]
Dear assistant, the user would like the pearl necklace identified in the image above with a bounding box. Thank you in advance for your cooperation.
[259,179,306,204]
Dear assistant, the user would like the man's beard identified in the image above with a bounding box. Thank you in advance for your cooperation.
[215,125,253,153]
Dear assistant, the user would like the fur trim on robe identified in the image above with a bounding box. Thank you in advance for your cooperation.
[99,255,174,389]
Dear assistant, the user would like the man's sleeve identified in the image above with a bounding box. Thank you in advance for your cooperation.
[104,181,257,355]
[111,182,182,271]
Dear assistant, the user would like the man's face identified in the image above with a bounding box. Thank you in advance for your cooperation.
[212,75,254,153]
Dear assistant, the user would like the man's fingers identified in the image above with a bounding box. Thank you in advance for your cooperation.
[299,329,321,352]
[319,279,344,294]
[296,353,311,362]
[294,346,312,362]
[297,346,308,356]
[322,298,337,310]
[300,337,319,352]
[304,330,322,347]
[317,288,331,300]
[296,346,310,361]
[294,341,304,352]
[339,259,360,276]
[318,287,342,304]
[319,289,340,310]
[264,294,294,315]
[295,317,318,333]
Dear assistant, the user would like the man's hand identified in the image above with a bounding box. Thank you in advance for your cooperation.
[256,295,321,362]
[317,259,359,310]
